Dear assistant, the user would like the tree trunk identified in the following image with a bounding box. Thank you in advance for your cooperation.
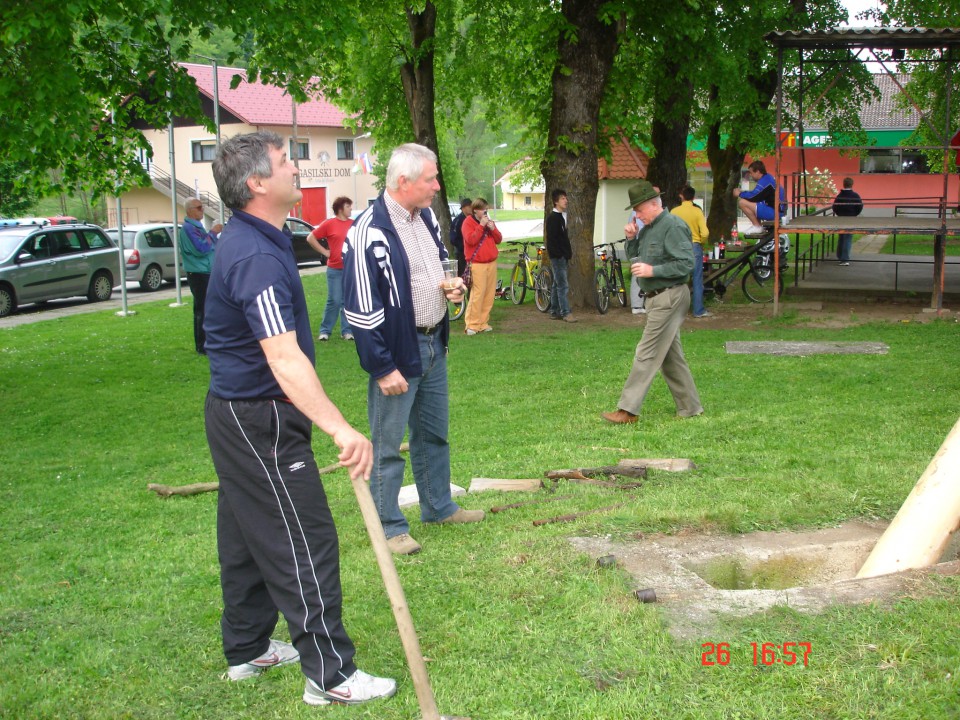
[398,1,452,248]
[646,65,693,211]
[540,0,621,309]
[705,114,745,242]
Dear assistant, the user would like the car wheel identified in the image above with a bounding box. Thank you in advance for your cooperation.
[0,284,15,317]
[140,264,163,291]
[87,271,114,302]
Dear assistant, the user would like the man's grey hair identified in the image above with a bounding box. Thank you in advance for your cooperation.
[385,143,437,191]
[183,197,202,212]
[213,131,283,210]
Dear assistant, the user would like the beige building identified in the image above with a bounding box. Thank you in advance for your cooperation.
[108,63,377,228]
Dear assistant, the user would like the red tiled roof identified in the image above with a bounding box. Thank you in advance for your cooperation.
[598,137,649,180]
[181,63,350,128]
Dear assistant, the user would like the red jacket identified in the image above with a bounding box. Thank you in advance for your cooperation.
[462,215,502,264]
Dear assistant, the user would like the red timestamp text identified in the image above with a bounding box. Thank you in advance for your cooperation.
[700,641,812,666]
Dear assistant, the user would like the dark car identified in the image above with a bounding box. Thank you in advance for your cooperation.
[0,223,120,317]
[284,217,328,266]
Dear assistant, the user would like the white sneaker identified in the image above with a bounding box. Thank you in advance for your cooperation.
[342,333,354,341]
[303,669,397,706]
[226,639,299,681]
[465,329,478,336]
[745,225,765,235]
[632,307,646,315]
[318,333,330,342]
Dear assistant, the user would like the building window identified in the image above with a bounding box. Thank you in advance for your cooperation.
[191,140,217,163]
[337,139,355,161]
[524,196,532,206]
[862,148,929,174]
[289,138,310,161]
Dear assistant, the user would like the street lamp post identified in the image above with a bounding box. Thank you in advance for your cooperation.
[491,143,507,219]
[353,132,372,208]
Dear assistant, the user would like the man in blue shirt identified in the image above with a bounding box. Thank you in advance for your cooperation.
[733,160,786,234]
[179,197,222,354]
[204,131,395,707]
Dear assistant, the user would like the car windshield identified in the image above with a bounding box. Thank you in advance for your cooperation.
[0,233,31,262]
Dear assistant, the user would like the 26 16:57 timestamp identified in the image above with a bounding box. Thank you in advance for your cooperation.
[701,642,812,666]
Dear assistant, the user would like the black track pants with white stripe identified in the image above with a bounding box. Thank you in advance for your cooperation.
[205,393,357,689]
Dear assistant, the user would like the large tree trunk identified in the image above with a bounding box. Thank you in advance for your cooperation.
[646,64,693,211]
[398,1,451,248]
[705,113,745,242]
[540,0,621,309]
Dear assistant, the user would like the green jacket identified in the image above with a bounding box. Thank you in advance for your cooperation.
[627,210,694,294]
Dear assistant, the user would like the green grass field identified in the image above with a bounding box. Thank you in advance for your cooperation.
[2,278,959,719]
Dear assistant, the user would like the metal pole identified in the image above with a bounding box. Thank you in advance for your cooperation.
[112,107,133,317]
[772,46,785,317]
[292,95,300,218]
[169,94,184,307]
[212,59,223,225]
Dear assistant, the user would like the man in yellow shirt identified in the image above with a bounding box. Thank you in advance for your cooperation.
[671,186,711,318]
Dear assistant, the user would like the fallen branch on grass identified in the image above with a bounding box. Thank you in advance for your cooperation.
[532,502,627,526]
[490,494,575,513]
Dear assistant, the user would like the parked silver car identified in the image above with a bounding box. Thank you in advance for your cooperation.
[0,224,121,317]
[105,223,178,291]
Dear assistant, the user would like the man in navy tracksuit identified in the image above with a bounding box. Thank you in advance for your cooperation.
[832,177,863,265]
[203,131,395,707]
[343,143,483,556]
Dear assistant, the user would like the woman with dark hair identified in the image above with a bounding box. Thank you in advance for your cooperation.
[461,197,502,335]
[308,196,354,341]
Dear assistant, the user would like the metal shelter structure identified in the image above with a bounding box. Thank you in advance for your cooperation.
[764,27,960,311]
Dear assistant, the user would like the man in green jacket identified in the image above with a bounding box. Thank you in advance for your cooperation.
[180,197,222,354]
[602,180,703,424]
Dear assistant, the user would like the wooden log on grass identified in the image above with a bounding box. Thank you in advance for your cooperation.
[857,415,960,579]
[148,482,219,497]
[469,478,543,493]
[618,458,696,472]
[148,459,348,498]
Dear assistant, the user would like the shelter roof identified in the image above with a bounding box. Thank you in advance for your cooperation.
[765,26,960,50]
[181,63,350,128]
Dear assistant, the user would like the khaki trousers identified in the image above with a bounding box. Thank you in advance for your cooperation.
[464,260,498,332]
[617,284,703,417]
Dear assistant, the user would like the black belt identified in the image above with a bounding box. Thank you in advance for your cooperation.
[644,284,682,299]
[417,324,441,335]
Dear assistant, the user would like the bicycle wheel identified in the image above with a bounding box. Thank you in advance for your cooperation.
[594,268,610,314]
[448,288,467,321]
[510,262,526,305]
[534,268,552,312]
[742,265,782,303]
[612,263,628,306]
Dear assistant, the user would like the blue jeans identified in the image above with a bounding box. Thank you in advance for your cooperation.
[837,234,853,262]
[367,332,459,539]
[691,243,706,316]
[318,268,352,337]
[549,257,571,317]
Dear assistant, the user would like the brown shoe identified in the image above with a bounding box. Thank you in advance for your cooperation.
[386,533,422,555]
[437,508,485,524]
[562,314,578,323]
[601,409,638,424]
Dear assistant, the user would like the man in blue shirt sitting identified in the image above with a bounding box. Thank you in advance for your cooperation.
[733,160,786,234]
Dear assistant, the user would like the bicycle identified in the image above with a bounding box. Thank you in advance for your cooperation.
[448,277,511,322]
[509,241,552,313]
[593,240,628,313]
[702,231,788,304]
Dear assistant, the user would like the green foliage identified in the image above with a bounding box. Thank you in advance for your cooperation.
[0,161,36,216]
[2,288,960,717]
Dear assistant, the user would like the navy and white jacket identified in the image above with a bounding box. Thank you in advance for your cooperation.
[343,194,450,381]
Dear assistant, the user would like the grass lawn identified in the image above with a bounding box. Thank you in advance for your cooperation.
[2,277,959,719]
[880,234,960,257]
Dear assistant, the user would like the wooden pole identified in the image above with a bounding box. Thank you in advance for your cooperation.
[348,476,444,720]
[857,416,960,579]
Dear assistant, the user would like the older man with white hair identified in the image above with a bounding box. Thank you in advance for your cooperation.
[601,180,703,424]
[343,143,485,555]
